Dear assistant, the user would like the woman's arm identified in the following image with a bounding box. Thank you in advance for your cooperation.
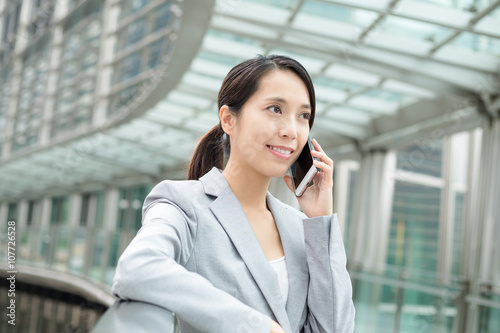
[301,214,355,333]
[112,201,273,333]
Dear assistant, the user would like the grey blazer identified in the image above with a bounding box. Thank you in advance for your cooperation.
[112,167,355,333]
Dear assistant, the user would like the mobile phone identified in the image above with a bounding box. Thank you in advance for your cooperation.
[289,135,319,197]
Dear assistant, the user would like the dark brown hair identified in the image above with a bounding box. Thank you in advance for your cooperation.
[187,55,316,180]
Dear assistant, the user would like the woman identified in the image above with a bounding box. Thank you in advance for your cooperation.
[112,55,355,333]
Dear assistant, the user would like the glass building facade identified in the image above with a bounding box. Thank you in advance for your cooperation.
[0,0,499,332]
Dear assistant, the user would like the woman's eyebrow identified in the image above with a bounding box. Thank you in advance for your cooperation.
[264,97,311,110]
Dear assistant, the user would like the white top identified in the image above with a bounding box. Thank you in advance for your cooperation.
[269,256,288,305]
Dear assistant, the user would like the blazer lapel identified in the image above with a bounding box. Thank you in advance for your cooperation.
[201,168,292,332]
[267,193,309,331]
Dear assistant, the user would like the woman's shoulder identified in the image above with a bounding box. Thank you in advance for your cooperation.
[151,178,204,196]
[143,178,206,219]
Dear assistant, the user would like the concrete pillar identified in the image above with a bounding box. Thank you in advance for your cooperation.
[349,150,396,273]
[465,118,500,333]
[103,188,119,232]
[17,200,28,230]
[39,197,51,229]
[68,193,82,228]
[0,202,8,232]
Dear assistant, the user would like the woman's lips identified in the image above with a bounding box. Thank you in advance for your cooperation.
[266,145,294,160]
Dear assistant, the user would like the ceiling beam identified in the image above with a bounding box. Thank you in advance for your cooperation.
[209,20,474,96]
[315,0,500,39]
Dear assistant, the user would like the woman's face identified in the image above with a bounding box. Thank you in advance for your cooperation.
[225,69,312,178]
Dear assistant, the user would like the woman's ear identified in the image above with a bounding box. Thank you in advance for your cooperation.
[219,105,236,135]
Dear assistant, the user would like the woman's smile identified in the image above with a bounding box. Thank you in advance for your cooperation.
[266,145,294,160]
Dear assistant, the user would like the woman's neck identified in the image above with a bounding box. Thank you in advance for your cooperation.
[222,160,271,212]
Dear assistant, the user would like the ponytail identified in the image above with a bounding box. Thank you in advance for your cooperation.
[188,124,228,180]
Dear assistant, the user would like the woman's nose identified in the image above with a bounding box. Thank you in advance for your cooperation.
[278,117,297,139]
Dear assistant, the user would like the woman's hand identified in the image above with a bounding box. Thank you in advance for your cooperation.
[270,320,286,333]
[283,138,334,218]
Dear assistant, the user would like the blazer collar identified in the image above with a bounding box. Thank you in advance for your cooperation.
[200,167,308,332]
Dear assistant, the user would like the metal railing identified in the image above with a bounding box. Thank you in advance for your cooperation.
[0,225,137,287]
[2,225,499,333]
[349,266,500,333]
[90,301,178,333]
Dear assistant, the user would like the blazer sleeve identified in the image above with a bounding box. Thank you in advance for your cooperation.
[112,184,272,333]
[301,213,355,333]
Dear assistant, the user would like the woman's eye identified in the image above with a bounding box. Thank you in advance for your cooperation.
[268,106,281,114]
[300,112,311,120]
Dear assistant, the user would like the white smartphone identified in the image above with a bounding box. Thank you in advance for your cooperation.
[289,135,319,197]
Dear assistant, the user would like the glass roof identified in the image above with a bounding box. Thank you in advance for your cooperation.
[154,0,500,144]
[0,0,499,200]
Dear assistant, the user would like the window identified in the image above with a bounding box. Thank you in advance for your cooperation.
[387,181,441,276]
[396,139,443,178]
[108,0,181,115]
[80,193,91,226]
[50,196,69,226]
[52,0,103,138]
[12,35,51,153]
[7,202,18,221]
[0,67,11,157]
[27,200,39,226]
[1,2,21,60]
[117,184,151,231]
[79,191,105,227]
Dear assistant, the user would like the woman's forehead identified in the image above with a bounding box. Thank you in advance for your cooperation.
[253,70,310,102]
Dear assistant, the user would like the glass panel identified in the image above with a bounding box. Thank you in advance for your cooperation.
[106,233,121,285]
[490,5,500,19]
[497,202,500,284]
[89,230,105,280]
[451,192,465,277]
[301,0,378,28]
[353,278,395,333]
[314,75,365,94]
[50,196,69,226]
[396,139,443,178]
[108,84,139,114]
[0,67,11,157]
[197,49,243,68]
[80,194,91,226]
[53,227,69,270]
[415,0,497,12]
[69,227,87,273]
[479,294,500,333]
[448,32,500,57]
[207,29,263,48]
[7,202,18,221]
[19,227,32,262]
[387,182,441,278]
[54,14,101,138]
[400,289,455,333]
[362,88,410,103]
[344,167,358,253]
[12,41,50,152]
[120,0,151,20]
[125,18,147,47]
[121,51,142,82]
[94,191,105,228]
[415,0,477,9]
[153,1,172,32]
[244,0,299,9]
[117,184,151,231]
[149,39,165,69]
[379,16,451,44]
